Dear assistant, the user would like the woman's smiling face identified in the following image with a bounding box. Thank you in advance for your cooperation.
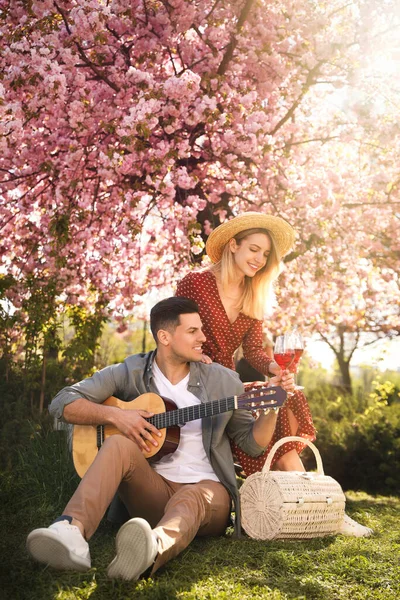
[229,232,271,278]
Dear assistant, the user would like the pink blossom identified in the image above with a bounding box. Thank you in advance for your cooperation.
[0,0,398,363]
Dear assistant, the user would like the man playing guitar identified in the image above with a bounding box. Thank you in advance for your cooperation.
[26,297,292,581]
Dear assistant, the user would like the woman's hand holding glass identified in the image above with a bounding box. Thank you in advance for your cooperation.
[269,370,295,394]
[268,335,294,393]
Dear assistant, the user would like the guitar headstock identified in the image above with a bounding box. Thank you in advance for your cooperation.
[236,386,287,413]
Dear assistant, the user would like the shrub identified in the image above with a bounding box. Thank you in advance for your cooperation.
[306,383,400,494]
[2,420,79,521]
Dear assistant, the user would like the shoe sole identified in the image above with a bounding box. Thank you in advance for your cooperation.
[338,528,374,537]
[107,518,156,580]
[26,529,90,571]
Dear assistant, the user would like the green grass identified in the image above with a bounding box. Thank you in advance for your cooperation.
[1,428,399,600]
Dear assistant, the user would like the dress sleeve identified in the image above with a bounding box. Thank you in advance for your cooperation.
[176,273,193,299]
[241,319,273,376]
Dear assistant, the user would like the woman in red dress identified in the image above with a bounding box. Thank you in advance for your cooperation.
[176,212,315,474]
[176,212,373,537]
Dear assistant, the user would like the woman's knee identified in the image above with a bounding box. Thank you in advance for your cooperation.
[287,408,299,434]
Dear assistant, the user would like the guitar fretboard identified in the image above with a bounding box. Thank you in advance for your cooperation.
[147,395,236,429]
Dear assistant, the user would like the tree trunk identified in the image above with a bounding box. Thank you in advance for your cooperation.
[142,320,147,353]
[39,353,47,413]
[337,356,352,394]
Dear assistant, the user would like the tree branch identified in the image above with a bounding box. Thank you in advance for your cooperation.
[74,44,120,92]
[270,61,323,135]
[347,329,360,362]
[317,329,339,357]
[205,0,223,21]
[217,0,255,75]
[343,201,400,207]
[54,2,120,92]
[192,24,218,56]
[283,135,340,148]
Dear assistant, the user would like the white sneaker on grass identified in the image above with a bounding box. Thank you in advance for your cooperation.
[26,520,91,571]
[338,513,374,538]
[107,517,158,581]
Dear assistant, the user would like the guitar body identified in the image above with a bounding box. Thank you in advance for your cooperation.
[72,394,180,478]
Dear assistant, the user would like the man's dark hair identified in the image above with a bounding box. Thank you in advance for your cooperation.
[150,297,200,343]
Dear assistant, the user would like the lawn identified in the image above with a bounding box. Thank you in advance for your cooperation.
[1,429,399,600]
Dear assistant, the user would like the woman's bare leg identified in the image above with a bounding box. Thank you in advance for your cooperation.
[273,408,305,471]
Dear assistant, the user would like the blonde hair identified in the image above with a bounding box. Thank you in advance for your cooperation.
[210,228,280,320]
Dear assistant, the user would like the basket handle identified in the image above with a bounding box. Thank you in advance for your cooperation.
[262,436,324,475]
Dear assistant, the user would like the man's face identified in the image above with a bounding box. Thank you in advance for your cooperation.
[166,313,206,363]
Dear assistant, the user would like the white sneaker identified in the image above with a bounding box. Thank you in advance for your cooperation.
[26,520,91,571]
[107,517,158,580]
[338,513,374,538]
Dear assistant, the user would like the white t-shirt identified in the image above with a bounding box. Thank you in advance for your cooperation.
[151,361,219,483]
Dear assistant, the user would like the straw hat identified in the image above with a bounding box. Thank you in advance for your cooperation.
[205,212,295,263]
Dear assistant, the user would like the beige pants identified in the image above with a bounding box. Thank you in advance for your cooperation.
[64,435,231,572]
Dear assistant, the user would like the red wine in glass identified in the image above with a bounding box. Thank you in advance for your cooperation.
[274,352,295,370]
[289,348,304,373]
[274,335,295,371]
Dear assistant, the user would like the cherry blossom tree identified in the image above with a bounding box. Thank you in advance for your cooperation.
[1,0,399,398]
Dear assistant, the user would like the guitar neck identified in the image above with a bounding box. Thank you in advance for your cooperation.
[147,395,237,429]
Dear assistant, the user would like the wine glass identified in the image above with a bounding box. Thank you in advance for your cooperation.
[274,334,295,371]
[287,330,305,389]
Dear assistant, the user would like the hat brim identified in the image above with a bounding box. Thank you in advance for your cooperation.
[205,212,295,263]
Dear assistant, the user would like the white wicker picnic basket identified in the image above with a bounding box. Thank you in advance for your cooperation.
[240,436,346,540]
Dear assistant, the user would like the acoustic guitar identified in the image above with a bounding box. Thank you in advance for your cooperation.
[72,386,287,478]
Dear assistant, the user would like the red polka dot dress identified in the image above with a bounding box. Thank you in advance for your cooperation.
[176,270,316,475]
